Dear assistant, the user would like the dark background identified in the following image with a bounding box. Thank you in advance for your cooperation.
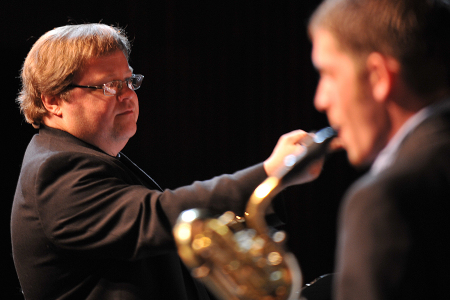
[2,1,364,298]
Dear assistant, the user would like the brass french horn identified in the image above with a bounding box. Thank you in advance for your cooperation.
[173,127,337,300]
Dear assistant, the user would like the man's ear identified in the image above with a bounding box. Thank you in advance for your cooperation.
[41,94,63,117]
[366,52,400,102]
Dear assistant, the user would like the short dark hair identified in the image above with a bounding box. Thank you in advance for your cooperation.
[308,0,450,97]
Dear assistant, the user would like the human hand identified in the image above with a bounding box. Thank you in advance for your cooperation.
[263,130,324,186]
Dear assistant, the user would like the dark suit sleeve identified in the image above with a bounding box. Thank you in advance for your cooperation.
[35,151,267,261]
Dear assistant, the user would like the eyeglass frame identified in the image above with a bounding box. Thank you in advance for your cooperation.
[68,74,144,96]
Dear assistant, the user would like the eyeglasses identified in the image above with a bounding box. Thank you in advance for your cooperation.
[68,74,144,96]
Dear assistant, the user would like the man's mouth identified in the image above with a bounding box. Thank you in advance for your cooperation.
[118,108,134,116]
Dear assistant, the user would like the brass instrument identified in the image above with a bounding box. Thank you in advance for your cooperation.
[173,127,337,300]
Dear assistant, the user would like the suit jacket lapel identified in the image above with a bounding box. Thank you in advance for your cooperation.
[118,152,164,192]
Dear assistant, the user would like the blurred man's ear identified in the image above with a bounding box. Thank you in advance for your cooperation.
[366,52,400,102]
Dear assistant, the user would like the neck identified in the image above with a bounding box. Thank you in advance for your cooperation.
[386,85,450,142]
[41,119,125,157]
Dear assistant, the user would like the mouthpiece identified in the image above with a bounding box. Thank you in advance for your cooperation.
[281,127,337,185]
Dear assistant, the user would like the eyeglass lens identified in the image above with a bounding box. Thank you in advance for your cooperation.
[103,75,144,96]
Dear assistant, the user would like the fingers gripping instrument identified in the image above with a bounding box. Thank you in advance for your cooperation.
[173,127,337,300]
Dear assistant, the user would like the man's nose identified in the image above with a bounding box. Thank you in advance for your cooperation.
[314,81,329,112]
[117,84,135,102]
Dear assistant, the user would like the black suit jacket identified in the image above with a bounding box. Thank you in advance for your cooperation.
[11,126,268,300]
[334,112,450,299]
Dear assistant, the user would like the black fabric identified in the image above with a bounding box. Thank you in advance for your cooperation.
[334,112,450,300]
[11,125,267,300]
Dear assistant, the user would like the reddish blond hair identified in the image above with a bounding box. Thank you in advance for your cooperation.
[17,24,131,127]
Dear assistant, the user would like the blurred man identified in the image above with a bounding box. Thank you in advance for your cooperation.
[308,0,450,299]
[11,24,317,300]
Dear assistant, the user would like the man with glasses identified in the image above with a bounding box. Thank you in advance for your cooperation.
[11,24,317,300]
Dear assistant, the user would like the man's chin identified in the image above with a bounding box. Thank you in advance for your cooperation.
[114,124,137,143]
[346,150,374,170]
[129,125,137,138]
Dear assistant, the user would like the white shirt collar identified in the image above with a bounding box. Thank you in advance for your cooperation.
[370,98,450,176]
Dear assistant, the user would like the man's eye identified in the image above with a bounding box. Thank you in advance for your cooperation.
[104,85,117,95]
